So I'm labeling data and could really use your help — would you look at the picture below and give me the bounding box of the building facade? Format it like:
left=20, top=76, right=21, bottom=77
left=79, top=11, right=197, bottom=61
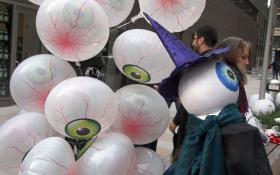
left=0, top=0, right=269, bottom=106
left=273, top=0, right=280, bottom=55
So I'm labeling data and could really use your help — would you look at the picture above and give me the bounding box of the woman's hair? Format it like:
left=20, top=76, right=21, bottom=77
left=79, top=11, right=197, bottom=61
left=215, top=37, right=252, bottom=85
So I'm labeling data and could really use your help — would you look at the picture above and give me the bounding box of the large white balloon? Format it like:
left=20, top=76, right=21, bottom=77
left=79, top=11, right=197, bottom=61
left=28, top=0, right=44, bottom=5
left=275, top=93, right=280, bottom=107
left=36, top=0, right=109, bottom=62
left=112, top=84, right=170, bottom=144
left=248, top=93, right=273, bottom=109
left=139, top=0, right=206, bottom=32
left=95, top=0, right=135, bottom=27
left=131, top=147, right=165, bottom=175
left=10, top=54, right=76, bottom=113
left=113, top=29, right=175, bottom=84
left=77, top=132, right=135, bottom=175
left=19, top=137, right=76, bottom=175
left=179, top=60, right=239, bottom=116
left=0, top=112, right=56, bottom=175
left=251, top=99, right=275, bottom=116
left=45, top=77, right=118, bottom=139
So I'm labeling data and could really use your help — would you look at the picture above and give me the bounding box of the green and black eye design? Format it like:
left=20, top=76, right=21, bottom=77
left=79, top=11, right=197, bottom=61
left=76, top=138, right=96, bottom=160
left=65, top=119, right=101, bottom=140
left=215, top=62, right=239, bottom=92
left=122, top=64, right=151, bottom=83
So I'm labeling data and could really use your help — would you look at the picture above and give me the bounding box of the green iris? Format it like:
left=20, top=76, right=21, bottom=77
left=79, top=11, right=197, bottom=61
left=122, top=64, right=151, bottom=83
left=65, top=119, right=101, bottom=140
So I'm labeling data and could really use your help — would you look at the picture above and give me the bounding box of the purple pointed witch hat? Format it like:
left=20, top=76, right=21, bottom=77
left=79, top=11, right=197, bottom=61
left=143, top=13, right=229, bottom=103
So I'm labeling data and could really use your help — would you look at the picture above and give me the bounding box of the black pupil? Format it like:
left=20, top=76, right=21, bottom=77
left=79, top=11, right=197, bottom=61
left=131, top=72, right=141, bottom=79
left=76, top=128, right=90, bottom=135
left=227, top=70, right=235, bottom=80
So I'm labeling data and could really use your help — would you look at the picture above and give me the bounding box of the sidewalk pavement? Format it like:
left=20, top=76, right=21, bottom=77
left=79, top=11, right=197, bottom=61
left=0, top=74, right=263, bottom=169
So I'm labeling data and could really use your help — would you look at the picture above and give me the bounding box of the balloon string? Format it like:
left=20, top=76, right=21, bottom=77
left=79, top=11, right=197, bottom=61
left=75, top=62, right=83, bottom=76
left=110, top=21, right=132, bottom=33
left=110, top=12, right=144, bottom=33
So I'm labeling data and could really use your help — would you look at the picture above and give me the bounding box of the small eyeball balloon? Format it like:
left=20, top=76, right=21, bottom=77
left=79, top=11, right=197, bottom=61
left=45, top=77, right=118, bottom=140
left=112, top=84, right=170, bottom=144
left=10, top=54, right=76, bottom=113
left=131, top=147, right=165, bottom=175
left=77, top=132, right=135, bottom=175
left=179, top=60, right=239, bottom=116
left=36, top=0, right=109, bottom=62
left=276, top=93, right=280, bottom=107
left=95, top=0, right=135, bottom=27
left=248, top=93, right=273, bottom=109
left=138, top=0, right=206, bottom=32
left=19, top=137, right=76, bottom=175
left=245, top=109, right=263, bottom=129
left=0, top=112, right=57, bottom=175
left=251, top=99, right=275, bottom=116
left=113, top=29, right=175, bottom=84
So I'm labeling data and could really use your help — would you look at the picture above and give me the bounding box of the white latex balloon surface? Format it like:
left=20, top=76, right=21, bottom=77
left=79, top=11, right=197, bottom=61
left=131, top=147, right=165, bottom=175
left=251, top=99, right=275, bottom=116
left=245, top=109, right=263, bottom=129
left=248, top=93, right=273, bottom=109
left=95, top=0, right=135, bottom=27
left=138, top=0, right=206, bottom=32
left=45, top=77, right=118, bottom=139
left=77, top=132, right=135, bottom=175
left=179, top=60, right=239, bottom=116
left=0, top=112, right=56, bottom=175
left=112, top=84, right=170, bottom=144
left=28, top=0, right=44, bottom=5
left=10, top=54, right=76, bottom=113
left=36, top=0, right=109, bottom=62
left=19, top=137, right=76, bottom=175
left=113, top=29, right=175, bottom=84
left=275, top=93, right=280, bottom=106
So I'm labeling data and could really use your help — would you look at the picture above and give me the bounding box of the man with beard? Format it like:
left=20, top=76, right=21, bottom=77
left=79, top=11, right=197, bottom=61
left=191, top=25, right=218, bottom=55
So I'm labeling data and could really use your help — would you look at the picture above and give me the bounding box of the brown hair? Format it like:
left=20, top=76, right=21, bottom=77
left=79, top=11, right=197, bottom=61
left=215, top=37, right=252, bottom=85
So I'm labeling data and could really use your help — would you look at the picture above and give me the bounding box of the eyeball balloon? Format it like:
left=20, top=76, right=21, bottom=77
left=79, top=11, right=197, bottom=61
left=10, top=54, right=76, bottom=113
left=276, top=93, right=280, bottom=107
left=28, top=0, right=44, bottom=5
left=112, top=84, right=170, bottom=144
left=0, top=112, right=57, bottom=175
left=95, top=0, right=135, bottom=27
left=248, top=93, right=273, bottom=109
left=131, top=147, right=165, bottom=175
left=36, top=0, right=109, bottom=62
left=245, top=110, right=263, bottom=130
left=113, top=29, right=175, bottom=84
left=45, top=77, right=118, bottom=140
left=179, top=60, right=239, bottom=116
left=251, top=99, right=275, bottom=116
left=19, top=137, right=76, bottom=175
left=77, top=132, right=135, bottom=175
left=138, top=0, right=206, bottom=32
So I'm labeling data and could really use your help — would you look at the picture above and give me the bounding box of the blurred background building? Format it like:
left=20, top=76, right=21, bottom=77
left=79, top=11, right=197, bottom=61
left=272, top=0, right=280, bottom=59
left=0, top=0, right=271, bottom=106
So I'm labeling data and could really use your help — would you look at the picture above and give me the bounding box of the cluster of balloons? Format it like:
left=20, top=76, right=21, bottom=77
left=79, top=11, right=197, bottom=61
left=1, top=0, right=207, bottom=174
left=3, top=53, right=169, bottom=174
